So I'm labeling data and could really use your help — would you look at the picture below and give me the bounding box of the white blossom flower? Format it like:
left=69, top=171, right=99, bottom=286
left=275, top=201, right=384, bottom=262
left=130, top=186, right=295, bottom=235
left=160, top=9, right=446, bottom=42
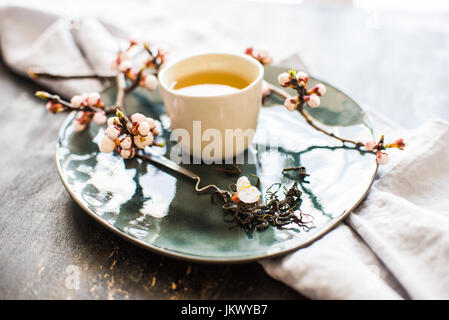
left=98, top=135, right=116, bottom=153
left=137, top=121, right=150, bottom=136
left=120, top=135, right=133, bottom=150
left=104, top=125, right=120, bottom=140
left=130, top=113, right=147, bottom=124
left=133, top=133, right=154, bottom=149
left=92, top=111, right=107, bottom=125
left=120, top=147, right=136, bottom=159
left=70, top=95, right=84, bottom=108
left=296, top=71, right=309, bottom=83
left=284, top=97, right=298, bottom=111
left=365, top=141, right=377, bottom=151
left=305, top=94, right=320, bottom=108
left=235, top=176, right=261, bottom=204
left=376, top=152, right=389, bottom=165
left=315, top=83, right=326, bottom=96
left=278, top=72, right=291, bottom=87
left=87, top=92, right=101, bottom=106
left=107, top=117, right=120, bottom=127
left=146, top=117, right=156, bottom=129
left=144, top=74, right=158, bottom=91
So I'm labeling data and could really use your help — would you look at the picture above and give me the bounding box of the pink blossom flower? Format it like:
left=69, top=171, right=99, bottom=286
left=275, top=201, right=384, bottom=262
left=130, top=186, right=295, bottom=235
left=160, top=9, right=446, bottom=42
left=120, top=135, right=133, bottom=150
left=278, top=72, right=291, bottom=87
left=143, top=74, right=158, bottom=91
left=296, top=71, right=309, bottom=84
left=46, top=101, right=64, bottom=114
left=70, top=95, right=84, bottom=108
left=137, top=121, right=150, bottom=136
left=365, top=141, right=378, bottom=151
left=104, top=125, right=121, bottom=140
left=98, top=135, right=116, bottom=153
left=394, top=138, right=406, bottom=150
left=256, top=50, right=272, bottom=65
left=284, top=97, right=298, bottom=111
left=304, top=94, right=320, bottom=108
left=120, top=147, right=136, bottom=159
left=107, top=117, right=120, bottom=127
left=87, top=92, right=101, bottom=106
left=376, top=152, right=389, bottom=165
left=92, top=111, right=107, bottom=125
left=310, top=83, right=326, bottom=96
left=146, top=117, right=156, bottom=129
left=133, top=133, right=154, bottom=149
left=130, top=113, right=147, bottom=124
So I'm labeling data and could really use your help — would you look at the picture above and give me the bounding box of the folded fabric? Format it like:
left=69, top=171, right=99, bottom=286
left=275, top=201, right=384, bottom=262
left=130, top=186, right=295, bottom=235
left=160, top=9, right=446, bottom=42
left=262, top=112, right=449, bottom=299
left=2, top=5, right=448, bottom=300
left=0, top=5, right=127, bottom=96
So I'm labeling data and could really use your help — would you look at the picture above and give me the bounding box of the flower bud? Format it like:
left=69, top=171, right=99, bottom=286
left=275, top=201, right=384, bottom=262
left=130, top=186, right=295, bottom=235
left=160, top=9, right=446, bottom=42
left=284, top=97, right=298, bottom=111
left=137, top=121, right=150, bottom=136
left=395, top=138, right=406, bottom=150
left=99, top=135, right=116, bottom=153
left=365, top=141, right=377, bottom=151
left=107, top=117, right=120, bottom=127
left=87, top=92, right=101, bottom=106
left=70, top=95, right=84, bottom=108
left=143, top=74, right=158, bottom=91
left=133, top=133, right=154, bottom=149
left=92, top=111, right=107, bottom=125
left=120, top=147, right=136, bottom=159
left=315, top=83, right=326, bottom=96
left=104, top=125, right=121, bottom=140
left=151, top=121, right=160, bottom=135
left=256, top=50, right=272, bottom=65
left=120, top=135, right=133, bottom=150
left=46, top=101, right=64, bottom=113
left=304, top=94, right=320, bottom=108
left=376, top=152, right=389, bottom=165
left=296, top=71, right=309, bottom=84
left=130, top=113, right=147, bottom=124
left=278, top=72, right=291, bottom=87
left=146, top=117, right=156, bottom=129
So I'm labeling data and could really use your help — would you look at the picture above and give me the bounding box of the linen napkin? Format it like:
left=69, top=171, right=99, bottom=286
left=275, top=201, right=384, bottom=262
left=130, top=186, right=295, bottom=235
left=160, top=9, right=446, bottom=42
left=1, top=5, right=448, bottom=300
left=0, top=5, right=126, bottom=96
left=261, top=113, right=449, bottom=300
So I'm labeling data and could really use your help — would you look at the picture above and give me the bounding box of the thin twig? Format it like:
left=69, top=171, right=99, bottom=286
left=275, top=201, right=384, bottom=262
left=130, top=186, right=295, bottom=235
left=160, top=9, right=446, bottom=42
left=36, top=91, right=115, bottom=114
left=27, top=68, right=116, bottom=80
left=266, top=82, right=364, bottom=147
left=115, top=73, right=126, bottom=112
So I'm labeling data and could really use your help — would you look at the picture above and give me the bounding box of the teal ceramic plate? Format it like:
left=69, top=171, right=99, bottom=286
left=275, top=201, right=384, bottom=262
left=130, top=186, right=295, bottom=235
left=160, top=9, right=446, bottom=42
left=56, top=65, right=377, bottom=263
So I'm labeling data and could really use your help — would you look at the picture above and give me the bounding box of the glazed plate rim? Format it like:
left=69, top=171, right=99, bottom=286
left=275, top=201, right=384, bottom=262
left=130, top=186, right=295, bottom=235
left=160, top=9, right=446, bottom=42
left=55, top=70, right=378, bottom=264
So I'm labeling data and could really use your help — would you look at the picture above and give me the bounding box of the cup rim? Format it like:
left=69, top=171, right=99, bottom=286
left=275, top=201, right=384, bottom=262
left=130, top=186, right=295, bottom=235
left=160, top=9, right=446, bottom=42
left=158, top=52, right=264, bottom=99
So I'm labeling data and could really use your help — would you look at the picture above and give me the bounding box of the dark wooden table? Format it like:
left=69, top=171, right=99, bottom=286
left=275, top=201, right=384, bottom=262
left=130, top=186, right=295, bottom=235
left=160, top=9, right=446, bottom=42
left=0, top=1, right=448, bottom=299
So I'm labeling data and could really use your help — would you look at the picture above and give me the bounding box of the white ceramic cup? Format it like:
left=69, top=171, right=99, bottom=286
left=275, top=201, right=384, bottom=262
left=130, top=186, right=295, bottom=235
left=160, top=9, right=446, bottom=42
left=158, top=53, right=264, bottom=162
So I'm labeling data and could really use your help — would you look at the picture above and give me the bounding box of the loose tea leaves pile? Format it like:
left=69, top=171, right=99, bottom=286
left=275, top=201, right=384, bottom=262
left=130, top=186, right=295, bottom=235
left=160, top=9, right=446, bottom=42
left=212, top=179, right=314, bottom=233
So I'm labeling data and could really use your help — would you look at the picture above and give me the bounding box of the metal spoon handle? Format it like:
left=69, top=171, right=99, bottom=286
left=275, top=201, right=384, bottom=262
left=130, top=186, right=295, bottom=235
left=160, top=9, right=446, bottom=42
left=138, top=151, right=199, bottom=180
left=137, top=151, right=224, bottom=194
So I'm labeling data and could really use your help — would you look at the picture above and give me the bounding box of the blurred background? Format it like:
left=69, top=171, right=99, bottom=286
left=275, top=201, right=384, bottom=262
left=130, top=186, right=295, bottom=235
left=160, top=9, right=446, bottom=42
left=1, top=0, right=448, bottom=128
